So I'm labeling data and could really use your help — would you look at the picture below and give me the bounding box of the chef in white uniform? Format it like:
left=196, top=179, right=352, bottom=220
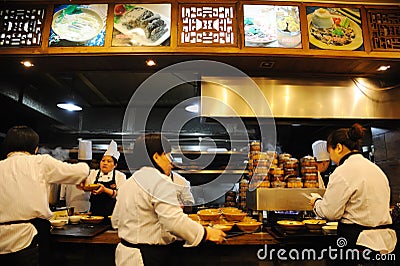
left=0, top=126, right=89, bottom=265
left=311, top=123, right=397, bottom=257
left=87, top=140, right=126, bottom=217
left=112, top=133, right=226, bottom=266
left=311, top=140, right=330, bottom=189
left=170, top=171, right=194, bottom=213
left=60, top=140, right=92, bottom=213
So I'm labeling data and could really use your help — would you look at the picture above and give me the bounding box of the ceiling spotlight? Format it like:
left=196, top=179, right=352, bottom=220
left=185, top=104, right=199, bottom=113
left=146, top=59, right=156, bottom=67
left=377, top=65, right=390, bottom=71
left=21, top=61, right=34, bottom=68
left=57, top=103, right=82, bottom=111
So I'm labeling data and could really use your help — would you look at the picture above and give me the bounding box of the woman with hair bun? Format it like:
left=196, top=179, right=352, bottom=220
left=111, top=133, right=226, bottom=266
left=310, top=123, right=397, bottom=256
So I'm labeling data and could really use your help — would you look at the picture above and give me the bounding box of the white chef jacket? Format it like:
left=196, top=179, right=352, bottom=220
left=171, top=172, right=194, bottom=206
left=314, top=154, right=397, bottom=253
left=112, top=167, right=204, bottom=266
left=86, top=169, right=126, bottom=189
left=60, top=184, right=91, bottom=213
left=317, top=172, right=326, bottom=189
left=0, top=153, right=89, bottom=254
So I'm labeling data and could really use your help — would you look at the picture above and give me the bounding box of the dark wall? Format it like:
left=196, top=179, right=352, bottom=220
left=373, top=127, right=400, bottom=205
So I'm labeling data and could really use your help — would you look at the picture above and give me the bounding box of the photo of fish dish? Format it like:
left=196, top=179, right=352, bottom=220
left=113, top=4, right=170, bottom=46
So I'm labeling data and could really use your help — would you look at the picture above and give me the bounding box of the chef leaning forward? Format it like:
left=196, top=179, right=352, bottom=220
left=111, top=133, right=226, bottom=266
left=86, top=140, right=126, bottom=217
left=311, top=123, right=397, bottom=258
left=0, top=126, right=90, bottom=266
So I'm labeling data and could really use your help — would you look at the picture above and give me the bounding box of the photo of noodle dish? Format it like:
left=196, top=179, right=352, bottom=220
left=113, top=4, right=170, bottom=46
left=307, top=8, right=363, bottom=50
left=244, top=17, right=277, bottom=44
left=49, top=4, right=107, bottom=46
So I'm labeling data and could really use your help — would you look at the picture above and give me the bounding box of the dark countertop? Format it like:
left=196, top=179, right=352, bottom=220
left=50, top=225, right=334, bottom=246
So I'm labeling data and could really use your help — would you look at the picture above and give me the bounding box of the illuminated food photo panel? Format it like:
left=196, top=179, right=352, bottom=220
left=244, top=5, right=301, bottom=48
left=307, top=6, right=364, bottom=51
left=49, top=4, right=108, bottom=47
left=112, top=4, right=171, bottom=46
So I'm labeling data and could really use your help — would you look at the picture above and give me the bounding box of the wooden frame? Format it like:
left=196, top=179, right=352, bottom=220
left=0, top=0, right=399, bottom=61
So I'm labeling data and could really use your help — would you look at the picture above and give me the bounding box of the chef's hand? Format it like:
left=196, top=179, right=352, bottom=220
left=92, top=183, right=105, bottom=195
left=205, top=226, right=226, bottom=244
left=310, top=193, right=322, bottom=206
left=76, top=179, right=87, bottom=190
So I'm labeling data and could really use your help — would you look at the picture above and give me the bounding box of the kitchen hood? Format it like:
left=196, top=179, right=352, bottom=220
left=201, top=76, right=400, bottom=119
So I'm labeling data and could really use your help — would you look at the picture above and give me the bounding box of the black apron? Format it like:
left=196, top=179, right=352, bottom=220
left=89, top=170, right=116, bottom=217
left=121, top=239, right=183, bottom=266
left=0, top=218, right=50, bottom=266
left=337, top=222, right=392, bottom=249
left=31, top=218, right=51, bottom=266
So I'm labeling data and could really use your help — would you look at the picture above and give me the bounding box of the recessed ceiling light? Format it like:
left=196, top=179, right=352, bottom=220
left=377, top=65, right=390, bottom=71
left=146, top=59, right=156, bottom=67
left=185, top=104, right=199, bottom=113
left=57, top=103, right=82, bottom=111
left=21, top=61, right=34, bottom=68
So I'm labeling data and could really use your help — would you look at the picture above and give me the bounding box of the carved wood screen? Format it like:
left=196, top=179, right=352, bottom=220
left=178, top=3, right=237, bottom=47
left=367, top=8, right=400, bottom=50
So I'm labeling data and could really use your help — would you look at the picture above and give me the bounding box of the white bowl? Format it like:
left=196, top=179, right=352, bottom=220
left=326, top=222, right=338, bottom=226
left=50, top=219, right=66, bottom=228
left=69, top=215, right=81, bottom=224
left=322, top=225, right=337, bottom=235
left=312, top=8, right=333, bottom=29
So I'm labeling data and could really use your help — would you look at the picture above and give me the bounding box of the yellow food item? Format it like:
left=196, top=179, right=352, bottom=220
left=277, top=220, right=303, bottom=226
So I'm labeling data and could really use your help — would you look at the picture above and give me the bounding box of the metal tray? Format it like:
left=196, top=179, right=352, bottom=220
left=50, top=223, right=110, bottom=237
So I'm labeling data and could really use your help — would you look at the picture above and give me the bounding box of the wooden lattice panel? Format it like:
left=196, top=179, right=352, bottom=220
left=0, top=7, right=45, bottom=47
left=178, top=4, right=237, bottom=46
left=367, top=9, right=400, bottom=50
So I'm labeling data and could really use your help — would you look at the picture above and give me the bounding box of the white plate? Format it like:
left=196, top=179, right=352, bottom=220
left=52, top=8, right=104, bottom=42
left=113, top=5, right=170, bottom=46
left=307, top=13, right=363, bottom=51
left=245, top=35, right=276, bottom=44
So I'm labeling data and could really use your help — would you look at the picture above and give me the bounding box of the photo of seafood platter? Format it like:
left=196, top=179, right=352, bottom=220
left=112, top=4, right=171, bottom=46
left=307, top=7, right=363, bottom=51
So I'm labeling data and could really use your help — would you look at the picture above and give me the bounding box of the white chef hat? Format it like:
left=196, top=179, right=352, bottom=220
left=78, top=140, right=92, bottom=160
left=312, top=140, right=330, bottom=162
left=104, top=140, right=120, bottom=161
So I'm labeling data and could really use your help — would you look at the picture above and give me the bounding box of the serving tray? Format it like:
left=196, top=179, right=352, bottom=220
left=50, top=223, right=110, bottom=237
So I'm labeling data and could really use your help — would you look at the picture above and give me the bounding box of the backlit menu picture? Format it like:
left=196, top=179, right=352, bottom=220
left=49, top=4, right=107, bottom=47
left=112, top=4, right=171, bottom=46
left=244, top=5, right=301, bottom=48
left=307, top=6, right=364, bottom=51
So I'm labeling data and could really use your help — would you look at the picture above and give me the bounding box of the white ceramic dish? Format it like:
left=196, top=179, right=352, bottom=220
left=50, top=219, right=66, bottom=228
left=322, top=225, right=337, bottom=235
left=69, top=215, right=81, bottom=224
left=52, top=8, right=104, bottom=42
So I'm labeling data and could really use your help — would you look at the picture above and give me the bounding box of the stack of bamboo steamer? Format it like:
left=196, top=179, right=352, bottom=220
left=300, top=156, right=319, bottom=188
left=248, top=141, right=276, bottom=190
left=238, top=179, right=249, bottom=210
